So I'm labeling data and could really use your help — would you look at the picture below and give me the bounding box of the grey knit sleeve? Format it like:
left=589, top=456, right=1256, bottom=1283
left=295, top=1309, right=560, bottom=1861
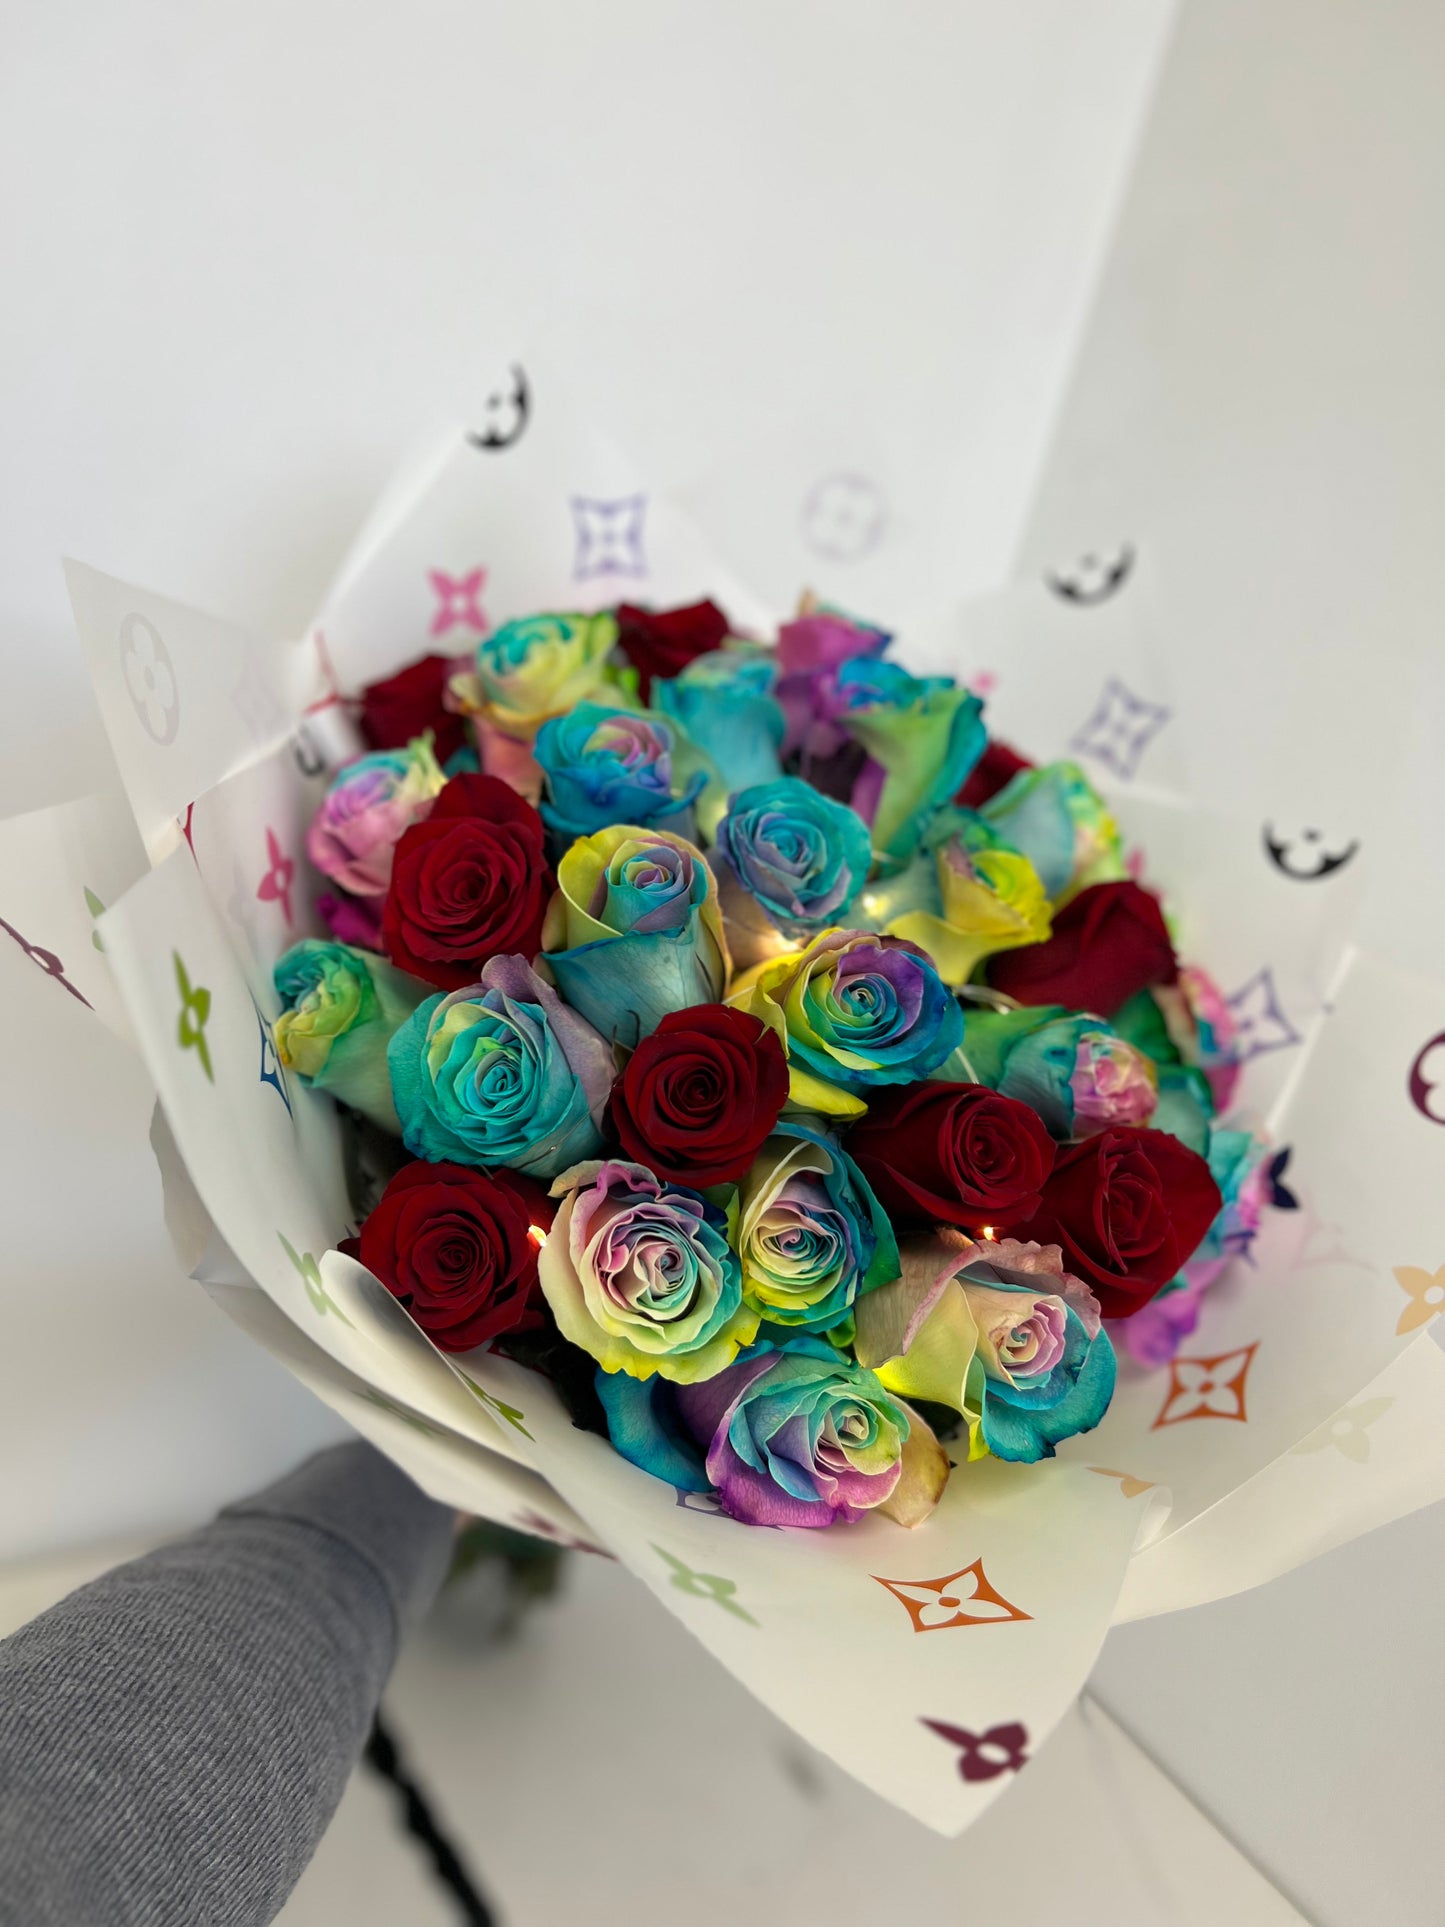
left=0, top=1440, right=454, bottom=1927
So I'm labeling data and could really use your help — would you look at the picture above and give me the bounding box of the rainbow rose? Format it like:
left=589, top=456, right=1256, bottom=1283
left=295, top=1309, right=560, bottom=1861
left=855, top=1233, right=1116, bottom=1463
left=711, top=777, right=872, bottom=969
left=869, top=811, right=1051, bottom=987
left=534, top=703, right=706, bottom=846
left=980, top=760, right=1125, bottom=902
left=677, top=1338, right=943, bottom=1528
left=453, top=611, right=618, bottom=739
left=540, top=825, right=729, bottom=1048
left=599, top=1335, right=948, bottom=1528
left=653, top=647, right=786, bottom=837
left=540, top=1159, right=756, bottom=1382
left=387, top=953, right=613, bottom=1180
left=827, top=657, right=986, bottom=865
left=728, top=928, right=962, bottom=1117
left=306, top=738, right=445, bottom=899
left=993, top=1011, right=1158, bottom=1137
left=736, top=1124, right=898, bottom=1333
left=273, top=939, right=426, bottom=1132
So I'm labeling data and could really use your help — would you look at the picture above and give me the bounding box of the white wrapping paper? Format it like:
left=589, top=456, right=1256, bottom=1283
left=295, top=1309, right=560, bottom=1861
left=43, top=372, right=1445, bottom=1830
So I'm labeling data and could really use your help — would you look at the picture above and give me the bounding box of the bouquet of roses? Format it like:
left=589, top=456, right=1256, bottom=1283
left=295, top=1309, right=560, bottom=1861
left=279, top=593, right=1245, bottom=1536
left=48, top=384, right=1442, bottom=1831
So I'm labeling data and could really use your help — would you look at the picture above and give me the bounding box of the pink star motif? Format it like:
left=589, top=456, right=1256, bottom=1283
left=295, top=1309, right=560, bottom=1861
left=256, top=827, right=296, bottom=927
left=428, top=567, right=489, bottom=638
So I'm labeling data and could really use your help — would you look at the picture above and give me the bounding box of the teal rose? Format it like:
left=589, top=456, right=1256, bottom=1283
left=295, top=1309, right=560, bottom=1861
left=387, top=953, right=614, bottom=1180
left=273, top=939, right=427, bottom=1132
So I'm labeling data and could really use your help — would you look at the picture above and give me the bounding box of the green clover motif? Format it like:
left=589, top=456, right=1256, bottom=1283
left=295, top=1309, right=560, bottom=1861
left=358, top=1390, right=442, bottom=1438
left=84, top=887, right=105, bottom=953
left=173, top=950, right=213, bottom=1082
left=461, top=1375, right=533, bottom=1441
left=652, top=1545, right=758, bottom=1625
left=278, top=1232, right=353, bottom=1326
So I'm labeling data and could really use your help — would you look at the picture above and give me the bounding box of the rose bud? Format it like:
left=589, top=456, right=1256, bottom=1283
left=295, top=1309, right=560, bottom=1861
left=348, top=1159, right=553, bottom=1352
left=1014, top=1125, right=1223, bottom=1320
left=988, top=879, right=1177, bottom=1017
left=381, top=772, right=554, bottom=992
left=606, top=1005, right=789, bottom=1189
left=846, top=1081, right=1056, bottom=1234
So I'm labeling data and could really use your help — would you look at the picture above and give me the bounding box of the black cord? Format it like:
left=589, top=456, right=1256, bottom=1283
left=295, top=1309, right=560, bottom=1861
left=363, top=1710, right=498, bottom=1926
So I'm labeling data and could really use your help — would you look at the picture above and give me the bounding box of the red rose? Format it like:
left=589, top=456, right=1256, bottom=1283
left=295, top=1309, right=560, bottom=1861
left=350, top=1160, right=554, bottom=1351
left=1016, top=1127, right=1222, bottom=1319
left=989, top=880, right=1177, bottom=1016
left=846, top=1082, right=1055, bottom=1233
left=956, top=737, right=1033, bottom=810
left=359, top=653, right=470, bottom=767
left=382, top=772, right=554, bottom=991
left=616, top=599, right=731, bottom=701
left=607, top=1005, right=789, bottom=1187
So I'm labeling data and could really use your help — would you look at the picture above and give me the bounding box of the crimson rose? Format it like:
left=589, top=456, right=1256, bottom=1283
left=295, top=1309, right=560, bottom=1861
left=616, top=599, right=731, bottom=701
left=847, top=1082, right=1056, bottom=1233
left=382, top=772, right=554, bottom=990
left=359, top=653, right=470, bottom=766
left=607, top=1005, right=789, bottom=1187
left=1017, top=1126, right=1222, bottom=1319
left=956, top=737, right=1033, bottom=810
left=349, top=1160, right=554, bottom=1351
left=989, top=880, right=1177, bottom=1016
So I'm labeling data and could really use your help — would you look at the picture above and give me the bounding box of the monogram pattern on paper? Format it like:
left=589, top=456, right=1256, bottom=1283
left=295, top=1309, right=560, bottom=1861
left=1068, top=677, right=1170, bottom=781
left=1088, top=1467, right=1155, bottom=1499
left=1225, top=967, right=1302, bottom=1063
left=256, top=827, right=296, bottom=927
left=800, top=473, right=887, bottom=561
left=922, top=1717, right=1030, bottom=1783
left=571, top=495, right=648, bottom=580
left=873, top=1559, right=1031, bottom=1633
left=652, top=1545, right=758, bottom=1624
left=1393, top=1264, right=1445, bottom=1337
left=429, top=568, right=489, bottom=638
left=278, top=1232, right=352, bottom=1325
left=0, top=916, right=91, bottom=1008
left=1152, top=1343, right=1258, bottom=1428
left=1292, top=1396, right=1394, bottom=1464
left=119, top=613, right=179, bottom=744
left=173, top=951, right=213, bottom=1081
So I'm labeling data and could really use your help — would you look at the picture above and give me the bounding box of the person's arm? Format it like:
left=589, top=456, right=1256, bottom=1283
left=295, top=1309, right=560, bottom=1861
left=0, top=1440, right=453, bottom=1927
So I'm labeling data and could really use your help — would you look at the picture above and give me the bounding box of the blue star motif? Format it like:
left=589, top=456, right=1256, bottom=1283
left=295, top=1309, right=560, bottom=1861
left=255, top=1001, right=293, bottom=1116
left=571, top=494, right=648, bottom=581
left=1226, top=966, right=1303, bottom=1063
left=1068, top=677, right=1171, bottom=780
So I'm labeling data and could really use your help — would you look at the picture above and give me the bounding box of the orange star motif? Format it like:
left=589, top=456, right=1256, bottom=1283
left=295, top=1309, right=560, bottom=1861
left=1393, top=1264, right=1445, bottom=1336
left=1088, top=1467, right=1155, bottom=1498
left=1152, top=1343, right=1258, bottom=1429
left=873, top=1559, right=1031, bottom=1633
